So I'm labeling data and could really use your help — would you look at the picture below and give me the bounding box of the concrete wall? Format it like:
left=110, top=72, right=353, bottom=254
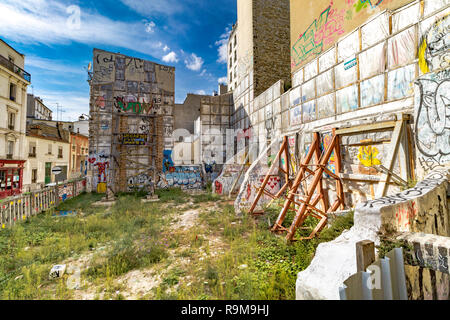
left=89, top=48, right=175, bottom=194
left=295, top=169, right=449, bottom=300
left=174, top=94, right=202, bottom=135
left=227, top=0, right=450, bottom=209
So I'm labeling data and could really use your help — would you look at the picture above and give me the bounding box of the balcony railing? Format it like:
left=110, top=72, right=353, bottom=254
left=0, top=54, right=31, bottom=82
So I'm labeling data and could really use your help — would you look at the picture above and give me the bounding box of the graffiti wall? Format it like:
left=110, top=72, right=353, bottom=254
left=87, top=150, right=110, bottom=193
left=89, top=48, right=174, bottom=193
left=157, top=165, right=203, bottom=190
left=234, top=138, right=284, bottom=214
left=415, top=68, right=450, bottom=177
left=213, top=163, right=248, bottom=196
left=415, top=11, right=450, bottom=178
left=418, top=14, right=450, bottom=74
left=290, top=0, right=414, bottom=71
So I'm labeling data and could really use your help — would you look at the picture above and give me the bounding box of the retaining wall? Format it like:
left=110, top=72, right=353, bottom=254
left=295, top=169, right=450, bottom=299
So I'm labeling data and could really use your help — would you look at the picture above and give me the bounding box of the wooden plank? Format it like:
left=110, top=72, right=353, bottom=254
left=398, top=122, right=409, bottom=183
left=356, top=240, right=376, bottom=272
left=375, top=120, right=404, bottom=198
left=335, top=121, right=397, bottom=136
left=340, top=173, right=381, bottom=182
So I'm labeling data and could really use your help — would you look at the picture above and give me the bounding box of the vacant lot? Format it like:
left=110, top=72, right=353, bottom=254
left=0, top=189, right=353, bottom=300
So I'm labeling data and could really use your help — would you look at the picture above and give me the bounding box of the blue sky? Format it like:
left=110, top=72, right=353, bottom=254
left=0, top=0, right=236, bottom=121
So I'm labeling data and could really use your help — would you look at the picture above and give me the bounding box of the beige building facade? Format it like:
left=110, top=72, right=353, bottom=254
left=23, top=123, right=70, bottom=191
left=0, top=39, right=31, bottom=198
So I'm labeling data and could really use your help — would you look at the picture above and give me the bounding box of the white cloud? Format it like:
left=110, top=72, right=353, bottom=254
left=0, top=0, right=165, bottom=58
left=215, top=26, right=232, bottom=64
left=121, top=0, right=183, bottom=16
left=145, top=21, right=156, bottom=33
left=162, top=51, right=179, bottom=63
left=195, top=90, right=206, bottom=95
left=184, top=53, right=204, bottom=72
left=26, top=56, right=86, bottom=75
left=163, top=45, right=170, bottom=52
left=32, top=90, right=90, bottom=122
left=218, top=77, right=227, bottom=84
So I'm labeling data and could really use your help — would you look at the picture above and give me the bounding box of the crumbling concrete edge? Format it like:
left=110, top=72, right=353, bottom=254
left=295, top=169, right=450, bottom=300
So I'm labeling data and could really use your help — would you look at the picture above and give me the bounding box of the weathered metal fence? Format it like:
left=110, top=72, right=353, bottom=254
left=0, top=178, right=86, bottom=230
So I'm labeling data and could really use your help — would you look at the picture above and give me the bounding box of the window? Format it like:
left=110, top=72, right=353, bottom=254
left=32, top=169, right=37, bottom=183
left=229, top=72, right=233, bottom=83
left=7, top=141, right=14, bottom=158
left=48, top=144, right=52, bottom=155
left=58, top=146, right=63, bottom=159
left=29, top=142, right=36, bottom=157
left=8, top=56, right=14, bottom=64
left=8, top=112, right=15, bottom=130
left=234, top=50, right=237, bottom=63
left=72, top=155, right=75, bottom=169
left=9, top=83, right=16, bottom=101
left=234, top=35, right=237, bottom=47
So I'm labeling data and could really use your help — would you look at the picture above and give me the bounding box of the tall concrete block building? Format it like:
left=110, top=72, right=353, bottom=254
left=88, top=49, right=175, bottom=195
left=229, top=0, right=291, bottom=133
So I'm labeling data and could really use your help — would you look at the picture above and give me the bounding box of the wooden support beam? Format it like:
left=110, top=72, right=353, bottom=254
left=249, top=136, right=289, bottom=215
left=335, top=121, right=397, bottom=136
left=375, top=120, right=404, bottom=198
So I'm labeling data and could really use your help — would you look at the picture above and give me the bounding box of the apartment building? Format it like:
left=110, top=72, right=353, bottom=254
left=26, top=94, right=53, bottom=121
left=23, top=123, right=70, bottom=190
left=0, top=39, right=31, bottom=198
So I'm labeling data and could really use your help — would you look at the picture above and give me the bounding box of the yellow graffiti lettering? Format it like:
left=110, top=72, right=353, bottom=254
left=358, top=146, right=381, bottom=167
left=418, top=39, right=430, bottom=74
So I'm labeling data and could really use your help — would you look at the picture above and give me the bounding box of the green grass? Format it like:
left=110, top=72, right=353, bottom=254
left=0, top=193, right=168, bottom=299
left=0, top=190, right=354, bottom=300
left=168, top=204, right=354, bottom=300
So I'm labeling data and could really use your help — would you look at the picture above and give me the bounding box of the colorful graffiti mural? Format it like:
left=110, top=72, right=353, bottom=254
left=157, top=166, right=203, bottom=190
left=292, top=0, right=392, bottom=67
left=358, top=145, right=382, bottom=168
left=322, top=132, right=337, bottom=174
left=127, top=173, right=154, bottom=192
left=292, top=5, right=345, bottom=66
left=163, top=150, right=175, bottom=173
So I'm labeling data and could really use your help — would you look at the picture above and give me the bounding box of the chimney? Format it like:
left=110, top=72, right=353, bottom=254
left=29, top=125, right=42, bottom=136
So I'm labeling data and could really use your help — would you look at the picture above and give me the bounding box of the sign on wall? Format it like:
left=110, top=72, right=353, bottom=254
left=121, top=133, right=147, bottom=145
